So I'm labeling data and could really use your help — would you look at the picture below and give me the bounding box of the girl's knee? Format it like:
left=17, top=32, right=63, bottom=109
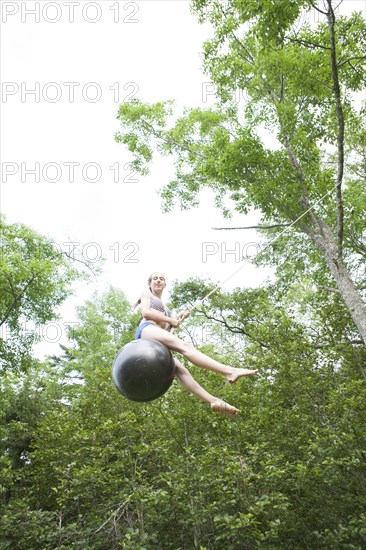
left=181, top=341, right=195, bottom=355
left=174, top=360, right=188, bottom=376
left=174, top=357, right=183, bottom=368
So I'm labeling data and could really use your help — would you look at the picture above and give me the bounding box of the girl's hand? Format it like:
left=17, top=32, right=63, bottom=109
left=169, top=318, right=180, bottom=328
left=177, top=310, right=190, bottom=322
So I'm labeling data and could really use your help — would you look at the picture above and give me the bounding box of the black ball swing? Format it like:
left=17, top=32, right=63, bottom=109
left=112, top=339, right=176, bottom=402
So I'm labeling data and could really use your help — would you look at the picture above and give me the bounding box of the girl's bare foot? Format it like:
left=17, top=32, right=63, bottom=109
left=211, top=401, right=241, bottom=416
left=226, top=368, right=258, bottom=384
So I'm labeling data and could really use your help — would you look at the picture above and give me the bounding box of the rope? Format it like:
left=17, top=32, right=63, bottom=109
left=179, top=182, right=341, bottom=319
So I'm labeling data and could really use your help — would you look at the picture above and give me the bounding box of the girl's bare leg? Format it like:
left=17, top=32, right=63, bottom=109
left=141, top=325, right=258, bottom=382
left=174, top=359, right=240, bottom=416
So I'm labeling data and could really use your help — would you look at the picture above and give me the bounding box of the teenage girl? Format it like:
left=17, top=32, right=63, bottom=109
left=135, top=272, right=258, bottom=416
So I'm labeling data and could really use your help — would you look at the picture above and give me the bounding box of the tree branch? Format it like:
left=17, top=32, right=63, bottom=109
left=337, top=55, right=366, bottom=69
left=327, top=0, right=345, bottom=256
left=345, top=59, right=366, bottom=84
left=94, top=497, right=132, bottom=534
left=0, top=276, right=36, bottom=328
left=316, top=284, right=341, bottom=294
left=142, top=120, right=210, bottom=162
left=212, top=224, right=292, bottom=230
left=196, top=308, right=270, bottom=349
left=285, top=35, right=331, bottom=50
left=309, top=0, right=328, bottom=16
left=217, top=3, right=255, bottom=65
left=282, top=136, right=321, bottom=232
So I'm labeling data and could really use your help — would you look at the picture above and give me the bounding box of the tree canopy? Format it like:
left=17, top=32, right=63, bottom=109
left=1, top=281, right=365, bottom=548
left=1, top=1, right=366, bottom=547
left=115, top=0, right=366, bottom=344
left=0, top=216, right=92, bottom=373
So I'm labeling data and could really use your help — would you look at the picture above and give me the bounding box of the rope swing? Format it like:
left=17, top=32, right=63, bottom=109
left=181, top=181, right=341, bottom=317
left=113, top=182, right=340, bottom=406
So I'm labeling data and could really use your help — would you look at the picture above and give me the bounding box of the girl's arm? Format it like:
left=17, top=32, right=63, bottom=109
left=139, top=290, right=180, bottom=327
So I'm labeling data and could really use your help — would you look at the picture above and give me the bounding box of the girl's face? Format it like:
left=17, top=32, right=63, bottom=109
left=149, top=272, right=166, bottom=293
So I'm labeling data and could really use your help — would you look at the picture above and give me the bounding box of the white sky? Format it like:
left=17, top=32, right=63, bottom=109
left=1, top=0, right=364, bottom=357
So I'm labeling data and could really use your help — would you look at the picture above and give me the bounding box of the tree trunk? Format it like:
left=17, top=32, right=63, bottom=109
left=309, top=219, right=366, bottom=344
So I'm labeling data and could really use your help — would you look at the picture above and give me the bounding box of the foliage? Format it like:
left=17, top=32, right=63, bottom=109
left=0, top=216, right=95, bottom=373
left=1, top=283, right=366, bottom=548
left=115, top=0, right=366, bottom=344
left=1, top=1, right=366, bottom=547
